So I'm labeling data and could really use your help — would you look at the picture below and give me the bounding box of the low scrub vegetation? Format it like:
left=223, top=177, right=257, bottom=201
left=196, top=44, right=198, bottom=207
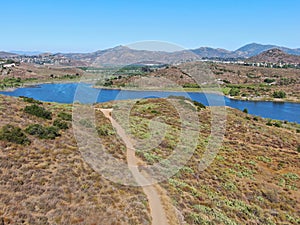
left=19, top=96, right=42, bottom=104
left=25, top=124, right=60, bottom=139
left=97, top=124, right=116, bottom=136
left=24, top=104, right=52, bottom=119
left=0, top=124, right=31, bottom=145
left=53, top=119, right=69, bottom=130
left=273, top=90, right=286, bottom=98
left=58, top=112, right=72, bottom=121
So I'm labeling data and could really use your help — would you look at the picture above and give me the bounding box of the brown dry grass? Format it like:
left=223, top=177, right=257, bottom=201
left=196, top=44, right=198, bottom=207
left=0, top=95, right=150, bottom=225
left=108, top=98, right=300, bottom=224
left=1, top=95, right=299, bottom=224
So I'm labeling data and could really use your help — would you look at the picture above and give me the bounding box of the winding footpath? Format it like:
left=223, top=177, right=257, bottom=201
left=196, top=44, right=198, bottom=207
left=100, top=109, right=171, bottom=225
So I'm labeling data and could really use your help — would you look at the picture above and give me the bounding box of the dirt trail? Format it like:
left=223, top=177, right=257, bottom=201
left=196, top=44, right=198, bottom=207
left=100, top=109, right=171, bottom=225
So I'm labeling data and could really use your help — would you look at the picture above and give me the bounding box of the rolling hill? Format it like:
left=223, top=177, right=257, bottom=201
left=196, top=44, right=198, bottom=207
left=247, top=48, right=300, bottom=64
left=59, top=43, right=300, bottom=65
left=0, top=51, right=19, bottom=58
left=0, top=94, right=299, bottom=224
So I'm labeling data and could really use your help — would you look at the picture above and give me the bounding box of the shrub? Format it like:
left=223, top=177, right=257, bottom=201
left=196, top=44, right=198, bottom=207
left=58, top=112, right=72, bottom=121
left=25, top=124, right=60, bottom=139
left=53, top=119, right=69, bottom=130
left=266, top=120, right=273, bottom=126
left=297, top=145, right=300, bottom=153
left=97, top=125, right=116, bottom=136
left=19, top=96, right=42, bottom=104
left=79, top=119, right=94, bottom=128
left=0, top=125, right=31, bottom=145
left=229, top=88, right=240, bottom=96
left=183, top=83, right=200, bottom=88
left=24, top=104, right=52, bottom=120
left=273, top=91, right=286, bottom=98
left=193, top=101, right=206, bottom=110
left=264, top=78, right=276, bottom=84
left=273, top=121, right=282, bottom=128
left=243, top=108, right=248, bottom=114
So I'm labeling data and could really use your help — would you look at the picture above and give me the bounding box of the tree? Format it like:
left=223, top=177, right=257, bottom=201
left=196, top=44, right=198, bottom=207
left=273, top=91, right=286, bottom=98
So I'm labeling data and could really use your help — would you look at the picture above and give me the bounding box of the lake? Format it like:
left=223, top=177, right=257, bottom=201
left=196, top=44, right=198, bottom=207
left=0, top=83, right=299, bottom=123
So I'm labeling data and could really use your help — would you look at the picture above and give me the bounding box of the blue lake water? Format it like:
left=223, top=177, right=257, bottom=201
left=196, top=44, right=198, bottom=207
left=0, top=82, right=299, bottom=123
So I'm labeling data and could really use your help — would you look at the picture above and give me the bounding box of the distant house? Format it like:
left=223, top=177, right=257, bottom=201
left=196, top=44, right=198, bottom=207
left=3, top=63, right=16, bottom=68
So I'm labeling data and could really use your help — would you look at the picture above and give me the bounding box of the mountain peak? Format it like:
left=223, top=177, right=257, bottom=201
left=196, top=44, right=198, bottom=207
left=111, top=45, right=130, bottom=50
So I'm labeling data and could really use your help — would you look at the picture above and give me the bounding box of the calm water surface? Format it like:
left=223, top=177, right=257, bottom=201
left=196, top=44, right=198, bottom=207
left=0, top=83, right=299, bottom=123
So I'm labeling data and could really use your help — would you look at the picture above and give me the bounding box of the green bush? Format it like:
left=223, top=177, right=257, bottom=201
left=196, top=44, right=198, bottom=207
left=193, top=101, right=206, bottom=110
left=25, top=124, right=60, bottom=139
left=297, top=145, right=300, bottom=153
left=79, top=119, right=94, bottom=128
left=97, top=125, right=116, bottom=136
left=19, top=96, right=42, bottom=104
left=24, top=104, right=52, bottom=120
left=243, top=108, right=248, bottom=114
left=58, top=112, right=72, bottom=121
left=264, top=78, right=276, bottom=84
left=273, top=91, right=286, bottom=98
left=53, top=119, right=69, bottom=130
left=229, top=88, right=240, bottom=96
left=0, top=125, right=31, bottom=145
left=273, top=121, right=282, bottom=128
left=183, top=83, right=200, bottom=88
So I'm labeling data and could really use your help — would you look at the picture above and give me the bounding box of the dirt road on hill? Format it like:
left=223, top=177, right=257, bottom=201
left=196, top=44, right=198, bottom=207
left=100, top=109, right=173, bottom=225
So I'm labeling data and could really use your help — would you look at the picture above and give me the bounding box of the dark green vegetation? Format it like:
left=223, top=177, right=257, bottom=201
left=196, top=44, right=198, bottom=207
left=24, top=104, right=52, bottom=120
left=229, top=87, right=241, bottom=96
left=97, top=124, right=116, bottom=136
left=0, top=124, right=31, bottom=145
left=0, top=77, right=23, bottom=89
left=0, top=99, right=73, bottom=143
left=25, top=124, right=60, bottom=139
left=58, top=112, right=72, bottom=121
left=53, top=119, right=69, bottom=130
left=20, top=96, right=42, bottom=104
left=273, top=90, right=287, bottom=98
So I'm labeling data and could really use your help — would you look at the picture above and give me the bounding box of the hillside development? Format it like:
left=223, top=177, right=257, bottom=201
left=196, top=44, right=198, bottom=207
left=0, top=95, right=299, bottom=224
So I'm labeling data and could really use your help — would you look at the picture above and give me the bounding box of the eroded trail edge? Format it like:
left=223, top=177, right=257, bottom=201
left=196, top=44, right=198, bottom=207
left=100, top=109, right=174, bottom=225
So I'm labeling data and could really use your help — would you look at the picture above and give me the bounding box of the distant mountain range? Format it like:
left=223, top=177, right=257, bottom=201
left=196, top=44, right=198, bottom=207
left=9, top=51, right=44, bottom=56
left=0, top=51, right=19, bottom=58
left=57, top=46, right=199, bottom=66
left=1, top=43, right=300, bottom=66
left=232, top=43, right=300, bottom=57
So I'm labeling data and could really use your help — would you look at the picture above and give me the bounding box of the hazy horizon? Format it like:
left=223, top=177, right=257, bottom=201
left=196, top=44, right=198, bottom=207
left=4, top=42, right=300, bottom=55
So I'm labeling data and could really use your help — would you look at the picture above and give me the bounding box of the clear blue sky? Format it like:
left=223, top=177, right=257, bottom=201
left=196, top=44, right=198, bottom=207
left=1, top=0, right=299, bottom=52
